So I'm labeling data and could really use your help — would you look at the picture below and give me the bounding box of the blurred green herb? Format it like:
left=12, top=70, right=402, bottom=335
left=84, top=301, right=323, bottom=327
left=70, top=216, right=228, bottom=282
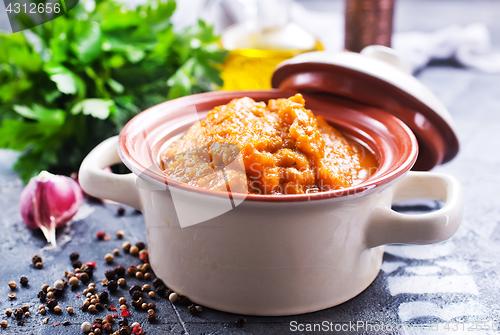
left=0, top=0, right=226, bottom=183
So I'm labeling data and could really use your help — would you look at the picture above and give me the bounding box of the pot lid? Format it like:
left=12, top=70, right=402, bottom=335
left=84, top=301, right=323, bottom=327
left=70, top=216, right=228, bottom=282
left=271, top=45, right=459, bottom=171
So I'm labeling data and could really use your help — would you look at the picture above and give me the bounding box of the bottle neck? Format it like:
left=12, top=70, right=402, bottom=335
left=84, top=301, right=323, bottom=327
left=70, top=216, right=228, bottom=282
left=252, top=0, right=291, bottom=30
left=221, top=0, right=317, bottom=51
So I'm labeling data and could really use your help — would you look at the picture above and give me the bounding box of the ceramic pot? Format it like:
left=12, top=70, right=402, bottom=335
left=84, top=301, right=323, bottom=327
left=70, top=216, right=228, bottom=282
left=79, top=88, right=463, bottom=315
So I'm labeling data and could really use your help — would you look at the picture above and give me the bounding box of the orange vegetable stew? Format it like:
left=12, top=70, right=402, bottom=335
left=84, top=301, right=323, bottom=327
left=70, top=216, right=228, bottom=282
left=160, top=94, right=378, bottom=195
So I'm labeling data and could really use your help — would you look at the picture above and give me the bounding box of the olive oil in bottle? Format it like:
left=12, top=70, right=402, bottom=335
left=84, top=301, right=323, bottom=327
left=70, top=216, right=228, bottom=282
left=220, top=0, right=322, bottom=90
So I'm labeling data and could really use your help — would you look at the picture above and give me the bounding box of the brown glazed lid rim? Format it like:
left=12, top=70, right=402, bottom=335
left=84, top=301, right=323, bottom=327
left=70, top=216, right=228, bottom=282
left=119, top=90, right=418, bottom=202
left=271, top=48, right=459, bottom=170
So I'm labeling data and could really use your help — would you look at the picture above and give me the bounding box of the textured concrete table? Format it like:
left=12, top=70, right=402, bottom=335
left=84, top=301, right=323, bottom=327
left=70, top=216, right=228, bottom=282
left=2, top=3, right=500, bottom=335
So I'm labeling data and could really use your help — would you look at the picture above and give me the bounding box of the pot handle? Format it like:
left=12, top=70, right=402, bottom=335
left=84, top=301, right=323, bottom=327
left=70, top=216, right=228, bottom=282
left=365, top=171, right=463, bottom=248
left=79, top=136, right=142, bottom=211
left=360, top=45, right=413, bottom=75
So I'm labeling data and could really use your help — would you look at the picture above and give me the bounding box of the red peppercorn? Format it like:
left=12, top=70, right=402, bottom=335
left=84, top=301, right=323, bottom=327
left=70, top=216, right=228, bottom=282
left=132, top=325, right=142, bottom=335
left=96, top=231, right=106, bottom=240
left=85, top=261, right=96, bottom=269
left=139, top=253, right=148, bottom=263
left=121, top=308, right=130, bottom=317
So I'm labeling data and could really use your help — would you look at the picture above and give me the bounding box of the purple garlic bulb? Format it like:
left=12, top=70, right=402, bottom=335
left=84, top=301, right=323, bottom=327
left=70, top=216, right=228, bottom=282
left=20, top=171, right=83, bottom=247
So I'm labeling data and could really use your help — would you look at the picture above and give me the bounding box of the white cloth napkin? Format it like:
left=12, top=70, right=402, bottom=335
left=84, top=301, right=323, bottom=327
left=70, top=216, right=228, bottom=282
left=293, top=2, right=500, bottom=73
left=393, top=23, right=500, bottom=73
left=177, top=0, right=500, bottom=74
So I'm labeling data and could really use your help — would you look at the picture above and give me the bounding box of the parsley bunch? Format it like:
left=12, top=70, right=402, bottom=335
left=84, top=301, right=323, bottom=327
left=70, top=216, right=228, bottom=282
left=0, top=0, right=226, bottom=183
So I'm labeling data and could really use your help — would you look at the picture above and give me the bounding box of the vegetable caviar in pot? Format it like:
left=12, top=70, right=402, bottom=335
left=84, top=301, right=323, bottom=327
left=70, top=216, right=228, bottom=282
left=160, top=94, right=378, bottom=195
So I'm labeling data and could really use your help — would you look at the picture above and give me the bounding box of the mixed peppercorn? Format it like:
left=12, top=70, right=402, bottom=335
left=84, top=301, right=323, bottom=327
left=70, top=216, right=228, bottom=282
left=2, top=228, right=205, bottom=332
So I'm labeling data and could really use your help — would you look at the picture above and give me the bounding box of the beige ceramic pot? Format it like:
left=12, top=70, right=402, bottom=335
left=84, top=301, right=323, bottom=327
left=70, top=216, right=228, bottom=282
left=79, top=47, right=463, bottom=316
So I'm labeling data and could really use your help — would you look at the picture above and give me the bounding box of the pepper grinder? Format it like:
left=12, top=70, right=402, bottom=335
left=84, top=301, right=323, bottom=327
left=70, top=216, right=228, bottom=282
left=345, top=0, right=395, bottom=52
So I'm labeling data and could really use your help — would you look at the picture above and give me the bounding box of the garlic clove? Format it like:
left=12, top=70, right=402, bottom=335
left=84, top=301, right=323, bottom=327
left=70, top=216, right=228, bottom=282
left=20, top=171, right=83, bottom=248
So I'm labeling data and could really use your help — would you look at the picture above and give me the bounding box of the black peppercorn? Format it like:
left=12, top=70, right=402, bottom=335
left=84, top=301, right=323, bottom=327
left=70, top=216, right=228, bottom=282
left=38, top=290, right=47, bottom=302
left=69, top=252, right=80, bottom=261
left=83, top=267, right=94, bottom=279
left=131, top=291, right=142, bottom=300
left=129, top=284, right=141, bottom=293
left=80, top=272, right=90, bottom=283
left=188, top=304, right=197, bottom=315
left=45, top=299, right=58, bottom=309
left=177, top=295, right=190, bottom=305
left=62, top=321, right=71, bottom=326
left=114, top=265, right=126, bottom=277
left=155, top=285, right=167, bottom=296
left=98, top=291, right=109, bottom=301
left=152, top=278, right=165, bottom=288
left=135, top=242, right=145, bottom=250
left=118, top=318, right=128, bottom=327
left=107, top=280, right=118, bottom=292
left=93, top=318, right=103, bottom=325
left=128, top=285, right=142, bottom=298
left=235, top=316, right=247, bottom=328
left=32, top=254, right=42, bottom=264
left=13, top=308, right=24, bottom=319
left=19, top=276, right=29, bottom=287
left=147, top=312, right=157, bottom=322
left=96, top=303, right=104, bottom=311
left=117, top=206, right=125, bottom=216
left=119, top=325, right=131, bottom=335
left=103, top=322, right=113, bottom=333
left=163, top=289, right=173, bottom=298
left=72, top=260, right=82, bottom=269
left=105, top=269, right=116, bottom=280
left=130, top=300, right=141, bottom=309
left=53, top=287, right=64, bottom=298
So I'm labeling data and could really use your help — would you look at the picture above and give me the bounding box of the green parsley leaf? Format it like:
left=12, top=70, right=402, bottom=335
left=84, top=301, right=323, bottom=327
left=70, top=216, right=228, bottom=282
left=0, top=0, right=226, bottom=183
